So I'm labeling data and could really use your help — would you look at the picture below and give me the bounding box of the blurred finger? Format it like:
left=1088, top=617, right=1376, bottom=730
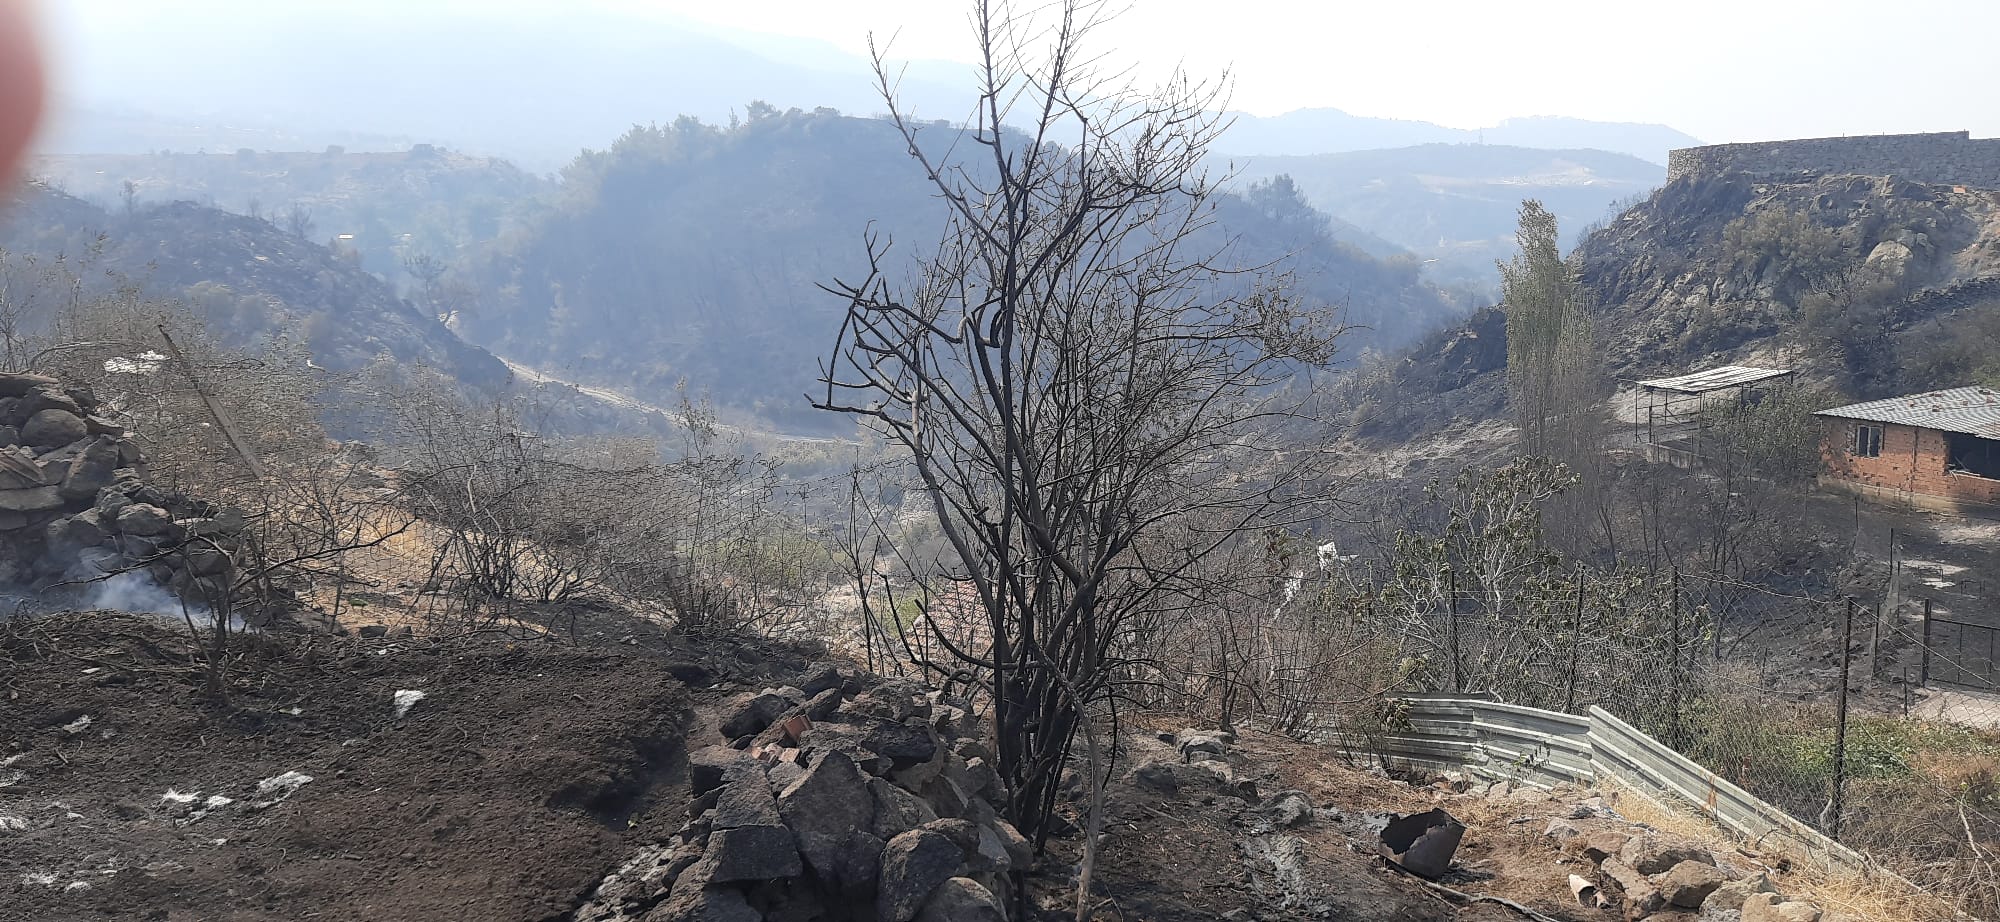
left=0, top=0, right=46, bottom=187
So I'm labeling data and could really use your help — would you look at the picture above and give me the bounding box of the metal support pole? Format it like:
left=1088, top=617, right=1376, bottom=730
left=1832, top=599, right=1854, bottom=841
left=1447, top=568, right=1462, bottom=694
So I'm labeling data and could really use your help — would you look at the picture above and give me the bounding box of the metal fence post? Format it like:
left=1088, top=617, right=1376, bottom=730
left=1920, top=599, right=1931, bottom=686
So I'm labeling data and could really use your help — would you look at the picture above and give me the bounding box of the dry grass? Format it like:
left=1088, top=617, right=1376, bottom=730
left=1599, top=776, right=1969, bottom=922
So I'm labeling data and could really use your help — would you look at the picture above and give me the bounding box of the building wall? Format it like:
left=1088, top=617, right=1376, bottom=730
left=1667, top=132, right=2000, bottom=188
left=1819, top=420, right=2000, bottom=509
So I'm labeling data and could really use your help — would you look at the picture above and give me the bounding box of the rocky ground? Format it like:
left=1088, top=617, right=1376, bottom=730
left=0, top=606, right=1906, bottom=922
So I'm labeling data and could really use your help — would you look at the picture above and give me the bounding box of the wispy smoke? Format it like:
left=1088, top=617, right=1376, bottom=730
left=82, top=569, right=198, bottom=619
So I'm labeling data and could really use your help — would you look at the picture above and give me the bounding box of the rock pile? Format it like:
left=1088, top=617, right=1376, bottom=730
left=1530, top=789, right=1829, bottom=922
left=575, top=672, right=1031, bottom=922
left=0, top=371, right=241, bottom=604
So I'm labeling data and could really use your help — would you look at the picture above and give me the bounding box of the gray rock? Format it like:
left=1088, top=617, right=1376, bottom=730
left=59, top=437, right=119, bottom=501
left=862, top=718, right=941, bottom=764
left=870, top=775, right=940, bottom=841
left=0, top=484, right=63, bottom=513
left=1132, top=760, right=1238, bottom=796
left=690, top=745, right=756, bottom=796
left=942, top=753, right=1001, bottom=804
left=798, top=664, right=843, bottom=696
left=1660, top=859, right=1730, bottom=908
left=1741, top=893, right=1821, bottom=922
left=777, top=748, right=876, bottom=882
left=1599, top=857, right=1663, bottom=917
left=1262, top=790, right=1313, bottom=828
left=1619, top=834, right=1715, bottom=875
left=45, top=509, right=105, bottom=550
left=914, top=877, right=1005, bottom=922
left=115, top=503, right=175, bottom=537
left=1177, top=730, right=1228, bottom=761
left=766, top=760, right=806, bottom=792
left=916, top=774, right=971, bottom=819
left=712, top=766, right=781, bottom=830
left=21, top=409, right=87, bottom=449
left=645, top=879, right=764, bottom=922
left=0, top=373, right=58, bottom=398
left=1703, top=873, right=1777, bottom=913
left=183, top=546, right=232, bottom=577
left=721, top=692, right=792, bottom=739
left=796, top=723, right=883, bottom=771
left=16, top=387, right=82, bottom=420
left=969, top=822, right=1014, bottom=874
left=876, top=828, right=967, bottom=922
left=0, top=425, right=16, bottom=448
left=689, top=824, right=802, bottom=883
left=834, top=831, right=887, bottom=895
left=988, top=818, right=1032, bottom=868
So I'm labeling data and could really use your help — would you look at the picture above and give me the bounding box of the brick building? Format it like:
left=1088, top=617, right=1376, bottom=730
left=1815, top=386, right=2000, bottom=511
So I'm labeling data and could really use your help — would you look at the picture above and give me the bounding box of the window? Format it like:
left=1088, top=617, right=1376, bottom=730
left=1852, top=424, right=1883, bottom=458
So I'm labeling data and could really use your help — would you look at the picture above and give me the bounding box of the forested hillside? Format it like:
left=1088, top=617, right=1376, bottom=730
left=32, top=146, right=544, bottom=291
left=0, top=183, right=510, bottom=394
left=461, top=109, right=1474, bottom=432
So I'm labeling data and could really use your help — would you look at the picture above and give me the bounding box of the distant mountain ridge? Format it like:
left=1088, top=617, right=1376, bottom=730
left=1217, top=108, right=1701, bottom=166
left=1227, top=143, right=1667, bottom=287
left=45, top=4, right=1700, bottom=172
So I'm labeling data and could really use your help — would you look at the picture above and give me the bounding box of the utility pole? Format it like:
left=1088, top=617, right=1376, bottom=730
left=1832, top=598, right=1855, bottom=841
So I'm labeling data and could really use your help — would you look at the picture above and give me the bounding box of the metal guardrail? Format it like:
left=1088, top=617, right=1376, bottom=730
left=1350, top=695, right=1872, bottom=874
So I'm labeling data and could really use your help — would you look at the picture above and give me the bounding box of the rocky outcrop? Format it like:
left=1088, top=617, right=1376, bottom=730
left=572, top=673, right=1028, bottom=922
left=0, top=371, right=244, bottom=606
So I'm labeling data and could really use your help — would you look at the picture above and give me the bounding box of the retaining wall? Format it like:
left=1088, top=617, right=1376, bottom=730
left=1666, top=131, right=2000, bottom=189
left=1339, top=694, right=1871, bottom=872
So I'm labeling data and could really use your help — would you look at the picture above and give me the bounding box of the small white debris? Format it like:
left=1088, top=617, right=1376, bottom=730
left=186, top=793, right=235, bottom=823
left=61, top=715, right=92, bottom=734
left=0, top=754, right=23, bottom=767
left=64, top=881, right=91, bottom=892
left=80, top=667, right=100, bottom=675
left=253, top=771, right=313, bottom=807
left=282, top=706, right=303, bottom=716
left=159, top=789, right=198, bottom=805
left=208, top=838, right=228, bottom=847
left=0, top=814, right=27, bottom=832
left=0, top=770, right=26, bottom=788
left=21, top=871, right=57, bottom=886
left=391, top=690, right=427, bottom=718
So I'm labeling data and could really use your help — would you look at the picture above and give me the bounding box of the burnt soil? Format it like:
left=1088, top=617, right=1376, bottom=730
left=0, top=611, right=732, bottom=922
left=2, top=609, right=1676, bottom=922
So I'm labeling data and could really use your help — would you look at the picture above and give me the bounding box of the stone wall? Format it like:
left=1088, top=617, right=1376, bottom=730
left=0, top=371, right=243, bottom=606
left=1667, top=131, right=2000, bottom=189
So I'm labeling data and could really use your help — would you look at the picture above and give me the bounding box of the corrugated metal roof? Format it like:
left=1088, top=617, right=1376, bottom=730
left=1635, top=365, right=1793, bottom=394
left=1814, top=386, right=2000, bottom=438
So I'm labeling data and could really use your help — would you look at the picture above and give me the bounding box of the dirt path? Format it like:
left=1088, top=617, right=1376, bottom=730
left=500, top=357, right=858, bottom=449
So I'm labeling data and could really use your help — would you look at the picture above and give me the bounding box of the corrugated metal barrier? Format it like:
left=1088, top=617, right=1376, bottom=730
left=1343, top=694, right=1871, bottom=873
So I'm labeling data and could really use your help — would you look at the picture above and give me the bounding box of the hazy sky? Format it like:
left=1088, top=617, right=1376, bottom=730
left=34, top=0, right=2000, bottom=145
